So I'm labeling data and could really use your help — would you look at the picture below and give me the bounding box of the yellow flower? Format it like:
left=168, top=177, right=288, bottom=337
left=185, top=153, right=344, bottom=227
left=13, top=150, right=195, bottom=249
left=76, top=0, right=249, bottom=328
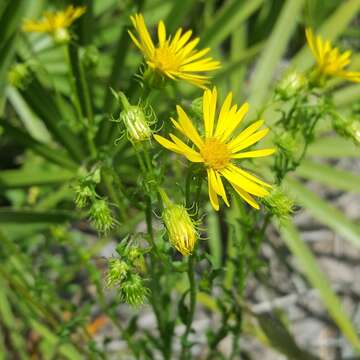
left=306, top=28, right=360, bottom=83
left=154, top=88, right=275, bottom=211
left=23, top=5, right=86, bottom=41
left=128, top=14, right=220, bottom=88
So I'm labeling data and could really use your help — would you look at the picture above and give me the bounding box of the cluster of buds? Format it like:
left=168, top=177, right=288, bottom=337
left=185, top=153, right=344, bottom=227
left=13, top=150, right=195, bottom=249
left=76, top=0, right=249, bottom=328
left=262, top=186, right=294, bottom=222
left=112, top=90, right=153, bottom=143
left=74, top=168, right=115, bottom=234
left=106, top=241, right=149, bottom=306
left=159, top=188, right=197, bottom=256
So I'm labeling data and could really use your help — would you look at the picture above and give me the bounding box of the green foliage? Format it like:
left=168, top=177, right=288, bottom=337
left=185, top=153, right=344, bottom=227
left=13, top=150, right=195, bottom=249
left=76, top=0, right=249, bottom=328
left=0, top=0, right=359, bottom=358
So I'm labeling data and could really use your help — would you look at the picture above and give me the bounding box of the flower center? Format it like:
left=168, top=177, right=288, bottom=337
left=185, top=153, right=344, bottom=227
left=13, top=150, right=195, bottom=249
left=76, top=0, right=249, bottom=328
left=200, top=137, right=231, bottom=170
left=153, top=46, right=180, bottom=72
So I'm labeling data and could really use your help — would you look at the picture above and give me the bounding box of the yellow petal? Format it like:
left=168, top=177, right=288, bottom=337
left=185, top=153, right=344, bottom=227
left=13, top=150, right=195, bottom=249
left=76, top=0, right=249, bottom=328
left=207, top=169, right=219, bottom=211
left=169, top=134, right=203, bottom=162
left=230, top=128, right=269, bottom=153
left=220, top=102, right=249, bottom=142
left=158, top=20, right=166, bottom=46
left=228, top=120, right=264, bottom=150
left=203, top=87, right=217, bottom=138
left=231, top=148, right=275, bottom=159
left=231, top=184, right=259, bottom=209
left=214, top=91, right=233, bottom=137
left=220, top=167, right=269, bottom=197
left=228, top=164, right=272, bottom=188
left=176, top=105, right=204, bottom=148
left=216, top=173, right=230, bottom=207
left=154, top=134, right=181, bottom=153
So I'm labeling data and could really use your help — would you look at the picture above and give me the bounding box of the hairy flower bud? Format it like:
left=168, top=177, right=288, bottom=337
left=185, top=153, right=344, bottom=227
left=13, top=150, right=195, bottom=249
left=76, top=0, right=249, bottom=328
left=275, top=71, right=307, bottom=100
left=262, top=186, right=294, bottom=221
left=119, top=274, right=149, bottom=307
left=113, top=91, right=152, bottom=142
left=332, top=113, right=360, bottom=146
left=89, top=199, right=114, bottom=233
left=160, top=189, right=197, bottom=256
left=74, top=184, right=94, bottom=208
left=8, top=63, right=31, bottom=90
left=106, top=259, right=129, bottom=287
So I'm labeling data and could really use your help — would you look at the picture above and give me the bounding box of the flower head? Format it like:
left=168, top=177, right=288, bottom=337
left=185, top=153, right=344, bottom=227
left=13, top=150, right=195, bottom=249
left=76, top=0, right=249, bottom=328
left=154, top=88, right=275, bottom=211
left=160, top=189, right=197, bottom=256
left=128, top=14, right=220, bottom=88
left=306, top=28, right=360, bottom=83
left=23, top=5, right=86, bottom=42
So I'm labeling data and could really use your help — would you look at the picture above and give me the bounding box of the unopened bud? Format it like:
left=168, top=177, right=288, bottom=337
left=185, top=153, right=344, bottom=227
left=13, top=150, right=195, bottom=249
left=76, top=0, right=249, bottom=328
left=332, top=114, right=360, bottom=146
left=8, top=63, right=31, bottom=90
left=106, top=259, right=129, bottom=287
left=53, top=27, right=71, bottom=44
left=275, top=71, right=307, bottom=100
left=89, top=199, right=114, bottom=233
left=113, top=91, right=152, bottom=142
left=262, top=186, right=294, bottom=221
left=274, top=131, right=304, bottom=160
left=119, top=274, right=149, bottom=307
left=74, top=184, right=93, bottom=208
left=160, top=189, right=197, bottom=256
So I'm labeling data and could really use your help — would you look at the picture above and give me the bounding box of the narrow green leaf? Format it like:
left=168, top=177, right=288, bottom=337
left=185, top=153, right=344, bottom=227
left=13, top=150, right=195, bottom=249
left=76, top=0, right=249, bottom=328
left=285, top=177, right=360, bottom=249
left=200, top=0, right=264, bottom=48
left=0, top=168, right=74, bottom=189
left=296, top=160, right=360, bottom=195
left=307, top=136, right=360, bottom=158
left=278, top=219, right=360, bottom=353
left=333, top=84, right=360, bottom=107
left=29, top=320, right=83, bottom=360
left=0, top=120, right=78, bottom=170
left=206, top=204, right=222, bottom=268
left=248, top=0, right=305, bottom=114
left=165, top=0, right=196, bottom=34
left=0, top=209, right=78, bottom=224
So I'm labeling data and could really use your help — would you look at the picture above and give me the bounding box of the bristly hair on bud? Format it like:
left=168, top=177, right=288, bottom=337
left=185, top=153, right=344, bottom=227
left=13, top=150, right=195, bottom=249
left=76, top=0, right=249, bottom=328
left=106, top=259, right=130, bottom=288
left=159, top=188, right=198, bottom=256
left=118, top=274, right=150, bottom=307
left=262, top=186, right=294, bottom=222
left=8, top=63, right=31, bottom=90
left=331, top=112, right=360, bottom=146
left=111, top=90, right=153, bottom=143
left=89, top=198, right=115, bottom=233
left=275, top=70, right=307, bottom=100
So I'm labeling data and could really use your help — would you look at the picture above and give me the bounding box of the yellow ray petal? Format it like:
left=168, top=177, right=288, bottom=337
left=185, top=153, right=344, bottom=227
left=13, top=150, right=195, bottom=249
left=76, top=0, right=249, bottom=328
left=231, top=184, right=259, bottom=209
left=216, top=173, right=230, bottom=207
left=207, top=169, right=219, bottom=211
left=230, top=128, right=269, bottom=153
left=158, top=20, right=166, bottom=46
left=231, top=148, right=275, bottom=159
left=169, top=134, right=203, bottom=162
left=176, top=106, right=204, bottom=148
left=228, top=164, right=272, bottom=188
left=203, top=87, right=217, bottom=138
left=214, top=91, right=233, bottom=137
left=154, top=134, right=181, bottom=154
left=220, top=102, right=249, bottom=142
left=228, top=120, right=264, bottom=150
left=221, top=167, right=269, bottom=197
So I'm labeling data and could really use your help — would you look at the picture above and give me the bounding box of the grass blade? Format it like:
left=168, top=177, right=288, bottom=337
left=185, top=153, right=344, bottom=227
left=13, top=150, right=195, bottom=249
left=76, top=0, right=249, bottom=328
left=248, top=0, right=305, bottom=115
left=285, top=177, right=360, bottom=249
left=278, top=219, right=360, bottom=353
left=296, top=160, right=360, bottom=195
left=200, top=0, right=264, bottom=48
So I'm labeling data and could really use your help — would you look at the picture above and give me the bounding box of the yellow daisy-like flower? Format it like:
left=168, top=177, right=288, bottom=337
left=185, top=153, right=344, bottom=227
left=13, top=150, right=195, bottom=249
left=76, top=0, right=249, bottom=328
left=306, top=28, right=360, bottom=83
left=154, top=87, right=275, bottom=211
left=23, top=5, right=86, bottom=38
left=128, top=14, right=220, bottom=88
